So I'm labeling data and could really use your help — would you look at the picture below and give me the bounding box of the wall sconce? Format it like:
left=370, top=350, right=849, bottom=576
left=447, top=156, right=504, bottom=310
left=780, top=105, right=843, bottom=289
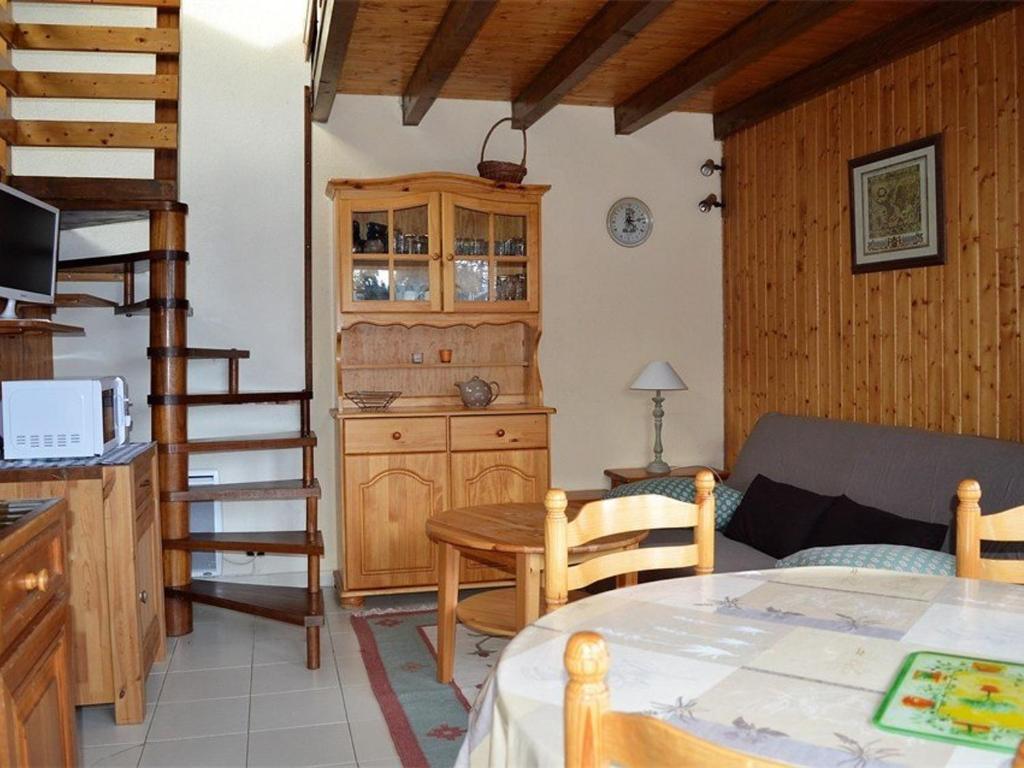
left=698, top=194, right=723, bottom=213
left=699, top=159, right=724, bottom=177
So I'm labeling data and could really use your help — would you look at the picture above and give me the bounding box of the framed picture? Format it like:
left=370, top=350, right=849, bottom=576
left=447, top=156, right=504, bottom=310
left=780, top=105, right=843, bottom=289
left=849, top=135, right=945, bottom=274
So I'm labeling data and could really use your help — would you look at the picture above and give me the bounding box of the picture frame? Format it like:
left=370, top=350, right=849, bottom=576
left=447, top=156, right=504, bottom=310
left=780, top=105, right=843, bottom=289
left=849, top=135, right=945, bottom=274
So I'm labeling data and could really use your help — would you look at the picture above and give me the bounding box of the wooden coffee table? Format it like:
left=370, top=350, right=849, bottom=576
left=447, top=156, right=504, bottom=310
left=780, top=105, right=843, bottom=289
left=426, top=500, right=646, bottom=683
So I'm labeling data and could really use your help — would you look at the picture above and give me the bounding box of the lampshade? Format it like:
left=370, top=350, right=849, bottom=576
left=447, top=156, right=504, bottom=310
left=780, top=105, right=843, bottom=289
left=630, top=361, right=687, bottom=391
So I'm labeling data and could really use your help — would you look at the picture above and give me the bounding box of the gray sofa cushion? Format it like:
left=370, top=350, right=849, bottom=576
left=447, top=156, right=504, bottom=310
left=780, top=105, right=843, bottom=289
left=726, top=413, right=1024, bottom=553
left=635, top=528, right=777, bottom=577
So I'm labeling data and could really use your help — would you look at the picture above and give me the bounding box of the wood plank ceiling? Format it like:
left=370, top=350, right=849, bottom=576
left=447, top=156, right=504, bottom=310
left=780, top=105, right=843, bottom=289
left=310, top=0, right=1011, bottom=136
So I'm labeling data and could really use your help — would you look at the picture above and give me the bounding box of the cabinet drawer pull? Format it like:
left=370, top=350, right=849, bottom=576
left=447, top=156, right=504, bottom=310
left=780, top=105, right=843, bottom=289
left=392, top=431, right=402, bottom=440
left=139, top=590, right=149, bottom=604
left=496, top=428, right=506, bottom=437
left=20, top=569, right=50, bottom=593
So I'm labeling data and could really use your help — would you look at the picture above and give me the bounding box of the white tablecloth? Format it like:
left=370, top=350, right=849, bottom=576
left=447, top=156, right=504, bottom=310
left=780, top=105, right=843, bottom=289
left=459, top=566, right=1024, bottom=767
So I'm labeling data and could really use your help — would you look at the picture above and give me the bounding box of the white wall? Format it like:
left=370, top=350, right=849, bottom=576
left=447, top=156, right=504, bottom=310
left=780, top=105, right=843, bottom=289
left=12, top=1, right=724, bottom=581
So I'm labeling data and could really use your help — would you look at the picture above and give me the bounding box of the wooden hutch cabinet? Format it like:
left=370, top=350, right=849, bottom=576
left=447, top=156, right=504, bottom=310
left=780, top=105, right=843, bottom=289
left=328, top=173, right=552, bottom=605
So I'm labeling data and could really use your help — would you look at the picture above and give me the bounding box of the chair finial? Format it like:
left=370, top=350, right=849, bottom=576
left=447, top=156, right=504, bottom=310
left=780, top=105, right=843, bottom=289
left=957, top=478, right=981, bottom=504
left=564, top=631, right=608, bottom=684
left=545, top=488, right=569, bottom=515
left=695, top=469, right=715, bottom=497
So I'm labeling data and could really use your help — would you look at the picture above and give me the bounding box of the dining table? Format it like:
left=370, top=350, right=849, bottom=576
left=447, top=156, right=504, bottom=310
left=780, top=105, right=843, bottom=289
left=458, top=566, right=1024, bottom=767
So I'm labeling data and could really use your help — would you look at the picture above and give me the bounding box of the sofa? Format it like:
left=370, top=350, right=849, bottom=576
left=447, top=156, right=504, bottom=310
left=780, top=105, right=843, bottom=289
left=643, top=412, right=1024, bottom=574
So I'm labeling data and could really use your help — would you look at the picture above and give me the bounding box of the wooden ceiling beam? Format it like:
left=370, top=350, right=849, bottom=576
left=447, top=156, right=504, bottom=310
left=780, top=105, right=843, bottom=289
left=311, top=0, right=359, bottom=123
left=714, top=0, right=1016, bottom=139
left=614, top=0, right=851, bottom=136
left=511, top=0, right=671, bottom=130
left=402, top=0, right=498, bottom=126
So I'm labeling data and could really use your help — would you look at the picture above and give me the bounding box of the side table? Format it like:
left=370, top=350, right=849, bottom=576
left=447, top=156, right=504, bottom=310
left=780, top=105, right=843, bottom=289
left=604, top=465, right=730, bottom=489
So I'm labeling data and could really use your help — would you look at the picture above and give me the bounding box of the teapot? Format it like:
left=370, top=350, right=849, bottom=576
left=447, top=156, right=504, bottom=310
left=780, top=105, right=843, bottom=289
left=455, top=376, right=500, bottom=408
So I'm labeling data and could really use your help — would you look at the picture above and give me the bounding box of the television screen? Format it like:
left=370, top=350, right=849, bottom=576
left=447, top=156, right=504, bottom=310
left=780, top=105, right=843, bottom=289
left=0, top=183, right=60, bottom=302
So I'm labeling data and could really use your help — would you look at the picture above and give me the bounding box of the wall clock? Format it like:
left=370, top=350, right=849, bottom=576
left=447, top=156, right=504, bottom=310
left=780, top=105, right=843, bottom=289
left=606, top=197, right=653, bottom=247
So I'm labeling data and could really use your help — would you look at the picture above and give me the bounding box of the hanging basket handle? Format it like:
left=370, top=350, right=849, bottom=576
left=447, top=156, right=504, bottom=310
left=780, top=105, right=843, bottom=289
left=479, top=118, right=527, bottom=167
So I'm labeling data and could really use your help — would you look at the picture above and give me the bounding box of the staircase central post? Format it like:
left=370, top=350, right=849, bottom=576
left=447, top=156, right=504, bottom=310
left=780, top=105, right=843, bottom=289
left=150, top=207, right=191, bottom=637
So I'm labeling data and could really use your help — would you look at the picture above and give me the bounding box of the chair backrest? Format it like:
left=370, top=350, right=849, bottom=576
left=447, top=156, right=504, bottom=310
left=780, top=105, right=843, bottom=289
left=956, top=479, right=1024, bottom=584
left=563, top=631, right=785, bottom=768
left=544, top=470, right=715, bottom=613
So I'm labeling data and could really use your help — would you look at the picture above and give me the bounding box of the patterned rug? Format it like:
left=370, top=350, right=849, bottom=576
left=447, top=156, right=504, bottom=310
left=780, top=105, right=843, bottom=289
left=351, top=609, right=509, bottom=768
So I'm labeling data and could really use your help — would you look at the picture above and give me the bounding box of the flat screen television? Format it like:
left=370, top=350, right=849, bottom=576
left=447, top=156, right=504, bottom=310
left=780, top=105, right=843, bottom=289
left=0, top=182, right=61, bottom=320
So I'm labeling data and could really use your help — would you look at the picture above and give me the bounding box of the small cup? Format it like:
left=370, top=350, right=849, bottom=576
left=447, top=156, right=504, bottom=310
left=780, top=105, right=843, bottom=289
left=411, top=352, right=424, bottom=364
left=439, top=349, right=453, bottom=364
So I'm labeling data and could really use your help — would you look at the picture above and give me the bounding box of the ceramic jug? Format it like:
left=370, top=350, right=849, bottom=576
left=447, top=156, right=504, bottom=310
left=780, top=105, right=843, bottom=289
left=455, top=376, right=500, bottom=408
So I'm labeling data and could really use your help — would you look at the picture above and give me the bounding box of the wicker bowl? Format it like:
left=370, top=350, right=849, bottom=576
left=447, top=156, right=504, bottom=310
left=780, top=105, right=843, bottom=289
left=477, top=118, right=527, bottom=184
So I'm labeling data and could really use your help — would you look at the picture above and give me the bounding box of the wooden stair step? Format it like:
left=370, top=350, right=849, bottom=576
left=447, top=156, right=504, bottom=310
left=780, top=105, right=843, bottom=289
left=10, top=120, right=178, bottom=149
left=11, top=24, right=180, bottom=54
left=53, top=293, right=119, bottom=309
left=163, top=531, right=324, bottom=556
left=163, top=479, right=321, bottom=503
left=58, top=249, right=188, bottom=272
left=54, top=200, right=185, bottom=231
left=12, top=72, right=179, bottom=101
left=165, top=431, right=317, bottom=454
left=147, top=347, right=250, bottom=360
left=148, top=390, right=312, bottom=406
left=115, top=298, right=192, bottom=317
left=7, top=176, right=177, bottom=204
left=165, top=581, right=324, bottom=627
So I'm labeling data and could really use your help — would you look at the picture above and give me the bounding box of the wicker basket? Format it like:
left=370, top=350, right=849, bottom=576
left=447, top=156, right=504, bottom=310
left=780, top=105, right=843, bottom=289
left=477, top=118, right=527, bottom=184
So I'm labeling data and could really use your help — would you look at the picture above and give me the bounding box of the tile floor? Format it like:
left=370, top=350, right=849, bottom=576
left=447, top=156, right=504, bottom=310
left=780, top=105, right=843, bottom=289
left=79, top=594, right=423, bottom=768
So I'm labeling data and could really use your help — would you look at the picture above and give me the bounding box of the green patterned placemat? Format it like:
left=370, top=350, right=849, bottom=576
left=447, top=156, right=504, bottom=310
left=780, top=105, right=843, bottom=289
left=874, top=651, right=1024, bottom=753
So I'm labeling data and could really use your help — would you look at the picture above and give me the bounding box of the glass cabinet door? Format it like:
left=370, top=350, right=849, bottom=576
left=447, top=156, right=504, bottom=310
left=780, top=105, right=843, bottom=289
left=443, top=194, right=538, bottom=312
left=341, top=192, right=441, bottom=312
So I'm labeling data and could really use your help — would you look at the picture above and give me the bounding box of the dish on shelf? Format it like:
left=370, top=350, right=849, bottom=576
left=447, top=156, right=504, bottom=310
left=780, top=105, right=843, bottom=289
left=344, top=390, right=401, bottom=411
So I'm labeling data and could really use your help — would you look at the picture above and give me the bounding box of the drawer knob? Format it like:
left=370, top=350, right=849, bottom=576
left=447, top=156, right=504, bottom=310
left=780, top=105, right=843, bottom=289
left=496, top=428, right=506, bottom=437
left=20, top=569, right=50, bottom=593
left=139, top=590, right=149, bottom=604
left=392, top=431, right=402, bottom=440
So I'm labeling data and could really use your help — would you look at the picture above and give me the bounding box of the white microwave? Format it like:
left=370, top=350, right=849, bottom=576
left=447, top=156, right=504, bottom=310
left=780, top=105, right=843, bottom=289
left=1, top=377, right=132, bottom=459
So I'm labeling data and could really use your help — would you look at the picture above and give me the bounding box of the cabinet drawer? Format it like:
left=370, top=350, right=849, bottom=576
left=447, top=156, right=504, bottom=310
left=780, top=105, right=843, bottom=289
left=134, top=461, right=155, bottom=513
left=0, top=524, right=65, bottom=648
left=450, top=414, right=548, bottom=451
left=344, top=417, right=447, bottom=454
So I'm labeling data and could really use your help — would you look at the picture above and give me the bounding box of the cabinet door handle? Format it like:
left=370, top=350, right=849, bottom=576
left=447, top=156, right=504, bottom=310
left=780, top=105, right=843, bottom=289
left=139, top=590, right=149, bottom=604
left=20, top=569, right=50, bottom=593
left=496, top=428, right=506, bottom=438
left=445, top=253, right=454, bottom=262
left=431, top=253, right=442, bottom=261
left=392, top=431, right=402, bottom=440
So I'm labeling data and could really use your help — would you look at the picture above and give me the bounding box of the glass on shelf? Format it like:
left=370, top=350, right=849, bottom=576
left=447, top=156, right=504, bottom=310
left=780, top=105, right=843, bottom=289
left=352, top=259, right=390, bottom=301
left=394, top=205, right=429, bottom=255
left=352, top=210, right=388, bottom=255
left=495, top=262, right=528, bottom=302
left=455, top=259, right=489, bottom=302
left=454, top=206, right=489, bottom=256
left=394, top=263, right=430, bottom=302
left=494, top=214, right=526, bottom=257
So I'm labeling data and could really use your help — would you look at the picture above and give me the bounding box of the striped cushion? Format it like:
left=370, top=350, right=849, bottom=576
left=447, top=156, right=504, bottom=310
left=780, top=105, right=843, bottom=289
left=606, top=476, right=744, bottom=530
left=776, top=544, right=956, bottom=575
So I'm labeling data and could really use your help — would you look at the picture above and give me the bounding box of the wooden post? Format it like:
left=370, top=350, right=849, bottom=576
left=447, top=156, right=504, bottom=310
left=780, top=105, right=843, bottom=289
left=694, top=469, right=715, bottom=575
left=956, top=478, right=982, bottom=579
left=150, top=208, right=191, bottom=637
left=435, top=542, right=460, bottom=683
left=544, top=488, right=569, bottom=614
left=564, top=631, right=609, bottom=768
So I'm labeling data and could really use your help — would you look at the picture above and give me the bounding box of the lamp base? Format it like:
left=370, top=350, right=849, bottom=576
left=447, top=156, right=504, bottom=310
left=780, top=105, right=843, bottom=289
left=645, top=459, right=671, bottom=475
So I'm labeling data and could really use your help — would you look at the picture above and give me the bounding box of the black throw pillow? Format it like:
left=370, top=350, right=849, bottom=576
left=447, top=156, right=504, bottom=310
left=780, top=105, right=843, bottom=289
left=723, top=474, right=836, bottom=559
left=803, top=494, right=948, bottom=551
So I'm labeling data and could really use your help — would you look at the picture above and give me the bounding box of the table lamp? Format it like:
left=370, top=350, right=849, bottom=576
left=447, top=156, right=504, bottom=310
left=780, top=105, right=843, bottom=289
left=630, top=361, right=688, bottom=474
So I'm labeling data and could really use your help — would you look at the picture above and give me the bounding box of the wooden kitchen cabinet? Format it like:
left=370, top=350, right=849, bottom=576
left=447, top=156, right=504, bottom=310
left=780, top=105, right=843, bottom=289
left=329, top=174, right=553, bottom=606
left=0, top=443, right=166, bottom=724
left=0, top=498, right=77, bottom=768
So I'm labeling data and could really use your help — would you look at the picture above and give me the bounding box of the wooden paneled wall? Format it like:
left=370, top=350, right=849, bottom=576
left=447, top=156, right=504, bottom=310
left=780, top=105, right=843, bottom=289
left=722, top=8, right=1023, bottom=466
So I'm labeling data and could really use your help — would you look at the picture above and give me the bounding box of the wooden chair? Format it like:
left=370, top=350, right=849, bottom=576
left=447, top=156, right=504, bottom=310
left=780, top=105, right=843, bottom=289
left=956, top=479, right=1024, bottom=584
left=564, top=631, right=785, bottom=768
left=544, top=470, right=715, bottom=614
